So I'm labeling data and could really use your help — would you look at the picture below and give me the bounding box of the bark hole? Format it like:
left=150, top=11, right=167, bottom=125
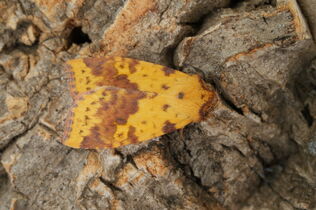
left=301, top=104, right=314, bottom=126
left=68, top=27, right=91, bottom=46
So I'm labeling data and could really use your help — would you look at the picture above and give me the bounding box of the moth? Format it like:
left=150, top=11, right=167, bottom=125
left=61, top=56, right=216, bottom=149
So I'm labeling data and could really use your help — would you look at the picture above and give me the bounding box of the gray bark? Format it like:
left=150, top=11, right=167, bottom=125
left=0, top=0, right=315, bottom=209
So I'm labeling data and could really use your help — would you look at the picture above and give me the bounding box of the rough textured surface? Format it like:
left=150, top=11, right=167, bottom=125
left=299, top=0, right=316, bottom=40
left=62, top=56, right=216, bottom=149
left=0, top=0, right=315, bottom=209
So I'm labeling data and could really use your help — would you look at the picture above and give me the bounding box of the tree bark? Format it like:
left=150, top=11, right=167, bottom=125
left=0, top=0, right=315, bottom=209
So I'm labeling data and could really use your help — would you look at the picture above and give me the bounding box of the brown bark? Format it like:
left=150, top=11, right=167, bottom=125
left=0, top=0, right=315, bottom=209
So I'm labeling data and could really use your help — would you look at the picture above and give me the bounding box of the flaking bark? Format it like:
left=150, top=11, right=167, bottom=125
left=0, top=0, right=316, bottom=209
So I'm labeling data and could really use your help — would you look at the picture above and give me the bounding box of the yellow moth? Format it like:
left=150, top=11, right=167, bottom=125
left=62, top=56, right=216, bottom=149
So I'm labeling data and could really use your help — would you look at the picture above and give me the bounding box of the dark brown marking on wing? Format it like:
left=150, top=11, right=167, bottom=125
left=162, top=121, right=176, bottom=133
left=161, top=66, right=175, bottom=76
left=80, top=127, right=109, bottom=148
left=178, top=92, right=184, bottom=99
left=161, top=84, right=170, bottom=90
left=84, top=57, right=139, bottom=90
left=86, top=76, right=91, bottom=84
left=83, top=57, right=107, bottom=76
left=80, top=87, right=146, bottom=149
left=128, top=126, right=138, bottom=144
left=162, top=104, right=170, bottom=112
left=128, top=58, right=139, bottom=73
left=116, top=118, right=127, bottom=124
left=197, top=77, right=217, bottom=121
